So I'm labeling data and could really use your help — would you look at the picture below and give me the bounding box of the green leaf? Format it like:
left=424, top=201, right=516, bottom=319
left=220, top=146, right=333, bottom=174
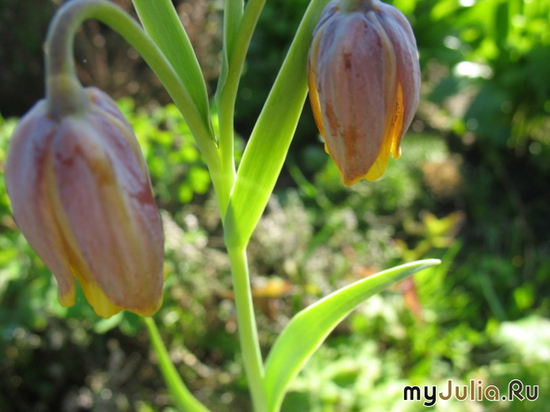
left=264, top=259, right=441, bottom=412
left=215, top=0, right=243, bottom=100
left=132, top=0, right=213, bottom=140
left=223, top=0, right=330, bottom=248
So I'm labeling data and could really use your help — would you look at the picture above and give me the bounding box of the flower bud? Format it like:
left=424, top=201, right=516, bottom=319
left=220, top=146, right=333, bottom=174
left=5, top=87, right=164, bottom=318
left=308, top=0, right=420, bottom=186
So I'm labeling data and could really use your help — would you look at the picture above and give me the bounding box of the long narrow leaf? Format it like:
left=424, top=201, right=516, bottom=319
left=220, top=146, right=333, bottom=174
left=223, top=0, right=330, bottom=248
left=132, top=0, right=213, bottom=139
left=264, top=259, right=440, bottom=412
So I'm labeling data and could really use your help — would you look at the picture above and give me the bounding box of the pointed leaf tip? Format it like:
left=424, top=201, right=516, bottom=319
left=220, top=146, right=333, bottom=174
left=264, top=259, right=440, bottom=412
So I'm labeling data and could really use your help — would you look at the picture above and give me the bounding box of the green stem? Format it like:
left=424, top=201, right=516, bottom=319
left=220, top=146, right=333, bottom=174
left=45, top=0, right=223, bottom=194
left=224, top=0, right=244, bottom=54
left=340, top=0, right=374, bottom=12
left=227, top=246, right=268, bottom=412
left=45, top=1, right=93, bottom=119
left=144, top=317, right=211, bottom=412
left=215, top=0, right=268, bottom=217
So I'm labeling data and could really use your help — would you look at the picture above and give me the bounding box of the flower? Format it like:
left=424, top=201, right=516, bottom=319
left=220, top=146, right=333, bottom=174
left=308, top=0, right=420, bottom=186
left=5, top=87, right=165, bottom=318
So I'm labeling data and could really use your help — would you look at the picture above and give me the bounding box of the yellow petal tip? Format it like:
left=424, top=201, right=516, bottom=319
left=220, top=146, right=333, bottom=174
left=58, top=289, right=76, bottom=308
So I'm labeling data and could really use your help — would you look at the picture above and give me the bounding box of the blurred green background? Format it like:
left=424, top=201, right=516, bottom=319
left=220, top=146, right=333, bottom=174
left=1, top=0, right=549, bottom=411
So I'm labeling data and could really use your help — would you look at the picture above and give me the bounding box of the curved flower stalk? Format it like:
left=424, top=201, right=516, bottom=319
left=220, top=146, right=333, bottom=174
left=308, top=0, right=421, bottom=185
left=5, top=86, right=165, bottom=319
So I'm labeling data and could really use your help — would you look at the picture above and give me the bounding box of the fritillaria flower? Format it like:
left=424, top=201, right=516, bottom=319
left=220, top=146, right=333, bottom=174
left=5, top=87, right=165, bottom=318
left=308, top=0, right=421, bottom=186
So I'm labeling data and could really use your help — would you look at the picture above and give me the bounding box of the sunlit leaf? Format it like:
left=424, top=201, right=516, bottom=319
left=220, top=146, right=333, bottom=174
left=223, top=0, right=330, bottom=248
left=132, top=0, right=212, bottom=137
left=264, top=259, right=440, bottom=412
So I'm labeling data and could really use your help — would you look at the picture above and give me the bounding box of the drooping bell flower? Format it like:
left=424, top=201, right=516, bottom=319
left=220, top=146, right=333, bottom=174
left=5, top=87, right=165, bottom=318
left=308, top=0, right=420, bottom=186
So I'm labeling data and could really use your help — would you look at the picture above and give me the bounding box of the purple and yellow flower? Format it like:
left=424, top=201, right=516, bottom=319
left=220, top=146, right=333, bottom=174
left=5, top=87, right=164, bottom=318
left=308, top=0, right=421, bottom=186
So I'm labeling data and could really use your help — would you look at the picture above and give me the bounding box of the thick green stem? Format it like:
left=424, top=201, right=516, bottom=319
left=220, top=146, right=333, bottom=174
left=227, top=246, right=268, bottom=412
left=144, top=317, right=210, bottom=412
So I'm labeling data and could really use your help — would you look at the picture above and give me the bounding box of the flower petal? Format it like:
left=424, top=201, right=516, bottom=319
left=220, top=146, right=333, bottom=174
left=5, top=101, right=77, bottom=306
left=308, top=0, right=420, bottom=185
left=53, top=114, right=163, bottom=317
left=316, top=13, right=388, bottom=184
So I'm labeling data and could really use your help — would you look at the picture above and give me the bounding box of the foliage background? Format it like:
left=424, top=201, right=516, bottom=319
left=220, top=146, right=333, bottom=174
left=0, top=0, right=549, bottom=411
